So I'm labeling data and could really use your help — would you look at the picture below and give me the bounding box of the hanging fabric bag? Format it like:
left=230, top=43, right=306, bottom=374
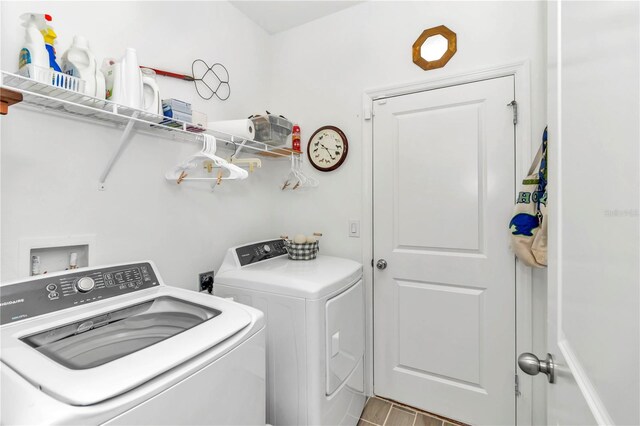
left=509, top=128, right=548, bottom=267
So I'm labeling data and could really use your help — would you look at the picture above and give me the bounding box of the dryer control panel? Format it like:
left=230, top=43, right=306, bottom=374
left=0, top=262, right=159, bottom=325
left=235, top=239, right=288, bottom=266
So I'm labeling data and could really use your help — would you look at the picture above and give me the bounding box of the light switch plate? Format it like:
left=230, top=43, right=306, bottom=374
left=348, top=220, right=360, bottom=238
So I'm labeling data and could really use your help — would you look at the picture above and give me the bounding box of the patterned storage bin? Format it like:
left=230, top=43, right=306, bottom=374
left=284, top=240, right=319, bottom=260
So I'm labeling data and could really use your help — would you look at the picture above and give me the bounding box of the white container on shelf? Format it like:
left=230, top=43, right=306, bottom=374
left=61, top=36, right=104, bottom=98
left=18, top=13, right=49, bottom=83
left=141, top=67, right=161, bottom=115
left=95, top=69, right=106, bottom=100
left=18, top=64, right=85, bottom=93
left=102, top=48, right=143, bottom=109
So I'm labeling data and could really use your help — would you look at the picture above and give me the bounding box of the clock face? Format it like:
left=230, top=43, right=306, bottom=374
left=307, top=126, right=348, bottom=172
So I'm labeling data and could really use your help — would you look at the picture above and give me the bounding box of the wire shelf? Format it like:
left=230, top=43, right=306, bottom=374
left=0, top=70, right=299, bottom=158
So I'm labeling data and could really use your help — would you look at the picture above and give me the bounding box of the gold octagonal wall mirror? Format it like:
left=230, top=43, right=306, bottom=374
left=412, top=25, right=457, bottom=71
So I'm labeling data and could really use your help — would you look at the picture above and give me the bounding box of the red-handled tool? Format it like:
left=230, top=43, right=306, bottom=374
left=140, top=60, right=230, bottom=101
left=140, top=66, right=195, bottom=81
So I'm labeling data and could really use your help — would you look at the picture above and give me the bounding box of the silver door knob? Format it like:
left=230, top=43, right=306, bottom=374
left=518, top=352, right=555, bottom=383
left=376, top=259, right=388, bottom=270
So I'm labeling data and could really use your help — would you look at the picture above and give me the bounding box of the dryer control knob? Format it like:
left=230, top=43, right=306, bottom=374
left=263, top=245, right=271, bottom=253
left=76, top=277, right=95, bottom=293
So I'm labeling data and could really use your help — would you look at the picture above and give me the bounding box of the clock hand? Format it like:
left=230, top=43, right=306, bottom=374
left=320, top=144, right=336, bottom=160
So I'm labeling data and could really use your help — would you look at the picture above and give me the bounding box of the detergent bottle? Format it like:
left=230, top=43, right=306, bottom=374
left=18, top=13, right=49, bottom=78
left=141, top=67, right=162, bottom=115
left=61, top=36, right=106, bottom=98
left=40, top=20, right=62, bottom=72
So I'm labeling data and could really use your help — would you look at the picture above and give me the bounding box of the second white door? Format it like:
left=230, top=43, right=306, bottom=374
left=373, top=76, right=516, bottom=425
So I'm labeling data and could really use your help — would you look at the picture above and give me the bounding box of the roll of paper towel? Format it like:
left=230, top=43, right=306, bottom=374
left=207, top=119, right=255, bottom=140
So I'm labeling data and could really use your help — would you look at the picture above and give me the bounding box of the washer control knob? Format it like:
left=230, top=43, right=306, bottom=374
left=263, top=245, right=271, bottom=253
left=76, top=277, right=95, bottom=293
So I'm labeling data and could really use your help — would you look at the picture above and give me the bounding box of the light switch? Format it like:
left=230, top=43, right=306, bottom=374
left=349, top=220, right=360, bottom=238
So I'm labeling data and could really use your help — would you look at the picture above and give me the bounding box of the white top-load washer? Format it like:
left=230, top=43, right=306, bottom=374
left=215, top=239, right=366, bottom=426
left=0, top=261, right=266, bottom=425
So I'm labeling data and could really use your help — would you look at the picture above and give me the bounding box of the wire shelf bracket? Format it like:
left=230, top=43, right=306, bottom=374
left=98, top=111, right=139, bottom=190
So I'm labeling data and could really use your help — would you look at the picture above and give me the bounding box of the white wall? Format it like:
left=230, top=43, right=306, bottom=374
left=265, top=2, right=548, bottom=423
left=0, top=1, right=287, bottom=288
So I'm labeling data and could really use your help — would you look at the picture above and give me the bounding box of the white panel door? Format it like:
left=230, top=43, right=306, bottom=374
left=546, top=2, right=640, bottom=424
left=373, top=76, right=516, bottom=425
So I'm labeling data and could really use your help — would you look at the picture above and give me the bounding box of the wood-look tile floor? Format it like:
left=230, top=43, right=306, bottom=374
left=358, top=396, right=470, bottom=426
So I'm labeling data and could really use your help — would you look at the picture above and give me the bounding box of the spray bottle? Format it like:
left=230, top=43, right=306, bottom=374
left=40, top=18, right=62, bottom=72
left=18, top=13, right=49, bottom=73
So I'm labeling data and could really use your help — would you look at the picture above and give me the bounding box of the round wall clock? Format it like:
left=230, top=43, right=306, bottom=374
left=307, top=126, right=349, bottom=172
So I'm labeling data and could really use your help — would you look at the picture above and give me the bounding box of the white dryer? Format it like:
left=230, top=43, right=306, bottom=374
left=215, top=239, right=366, bottom=426
left=0, top=261, right=266, bottom=425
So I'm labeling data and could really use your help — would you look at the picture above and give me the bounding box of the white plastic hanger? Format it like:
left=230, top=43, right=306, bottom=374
left=281, top=154, right=318, bottom=190
left=166, top=134, right=249, bottom=187
left=296, top=154, right=318, bottom=190
left=281, top=155, right=301, bottom=190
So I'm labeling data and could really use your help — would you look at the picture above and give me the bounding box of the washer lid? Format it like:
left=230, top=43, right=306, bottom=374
left=0, top=286, right=254, bottom=406
left=217, top=255, right=363, bottom=299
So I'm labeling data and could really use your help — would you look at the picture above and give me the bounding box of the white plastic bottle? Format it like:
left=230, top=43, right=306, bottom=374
left=18, top=13, right=49, bottom=81
left=101, top=58, right=117, bottom=100
left=141, top=67, right=162, bottom=115
left=122, top=48, right=143, bottom=109
left=107, top=48, right=143, bottom=109
left=61, top=36, right=97, bottom=96
left=95, top=69, right=106, bottom=100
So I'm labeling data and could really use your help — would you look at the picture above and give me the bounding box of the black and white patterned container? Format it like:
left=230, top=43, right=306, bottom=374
left=284, top=240, right=319, bottom=260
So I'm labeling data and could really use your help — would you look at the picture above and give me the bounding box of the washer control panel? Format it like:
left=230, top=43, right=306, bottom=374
left=0, top=262, right=159, bottom=325
left=236, top=239, right=288, bottom=266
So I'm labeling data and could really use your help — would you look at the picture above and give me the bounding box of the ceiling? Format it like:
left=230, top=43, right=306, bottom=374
left=230, top=1, right=364, bottom=34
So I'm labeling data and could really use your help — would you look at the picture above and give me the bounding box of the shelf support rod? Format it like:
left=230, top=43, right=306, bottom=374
left=99, top=112, right=139, bottom=187
left=233, top=137, right=248, bottom=157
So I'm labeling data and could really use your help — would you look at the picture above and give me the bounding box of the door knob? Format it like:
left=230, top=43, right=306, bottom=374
left=376, top=259, right=387, bottom=270
left=518, top=352, right=555, bottom=383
